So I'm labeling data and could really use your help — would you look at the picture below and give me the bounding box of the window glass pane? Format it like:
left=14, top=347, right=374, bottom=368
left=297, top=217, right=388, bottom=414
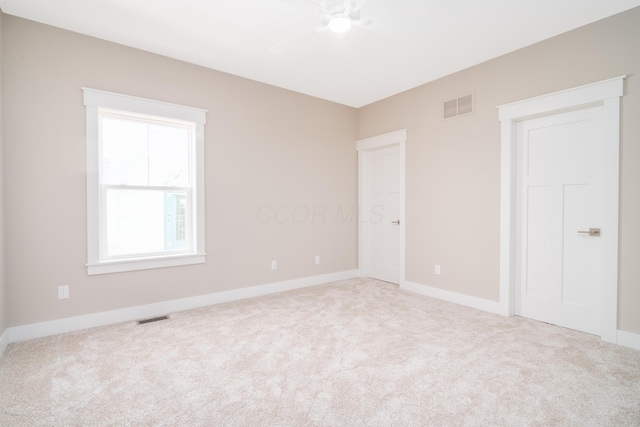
left=148, top=123, right=190, bottom=187
left=106, top=189, right=188, bottom=257
left=164, top=192, right=188, bottom=251
left=102, top=116, right=149, bottom=186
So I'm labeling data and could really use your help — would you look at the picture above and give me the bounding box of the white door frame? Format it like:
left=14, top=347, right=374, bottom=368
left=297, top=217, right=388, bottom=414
left=498, top=76, right=625, bottom=343
left=357, top=129, right=407, bottom=285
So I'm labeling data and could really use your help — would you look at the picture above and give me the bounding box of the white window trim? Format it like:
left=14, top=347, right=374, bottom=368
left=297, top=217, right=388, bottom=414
left=83, top=88, right=207, bottom=275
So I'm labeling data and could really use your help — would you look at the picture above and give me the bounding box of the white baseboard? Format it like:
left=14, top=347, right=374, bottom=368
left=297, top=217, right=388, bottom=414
left=0, top=328, right=9, bottom=356
left=6, top=269, right=358, bottom=346
left=401, top=281, right=640, bottom=352
left=617, top=330, right=640, bottom=351
left=401, top=280, right=502, bottom=314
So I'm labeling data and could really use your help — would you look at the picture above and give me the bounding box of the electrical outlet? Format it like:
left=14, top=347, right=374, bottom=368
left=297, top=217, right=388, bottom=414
left=58, top=285, right=69, bottom=300
left=435, top=265, right=441, bottom=275
left=271, top=260, right=277, bottom=270
left=315, top=255, right=320, bottom=265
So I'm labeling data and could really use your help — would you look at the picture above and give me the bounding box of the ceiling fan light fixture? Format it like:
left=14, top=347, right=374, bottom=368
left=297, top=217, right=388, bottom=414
left=328, top=16, right=352, bottom=33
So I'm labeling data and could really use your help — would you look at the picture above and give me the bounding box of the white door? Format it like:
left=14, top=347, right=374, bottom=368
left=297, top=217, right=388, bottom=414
left=367, top=146, right=400, bottom=284
left=516, top=106, right=604, bottom=335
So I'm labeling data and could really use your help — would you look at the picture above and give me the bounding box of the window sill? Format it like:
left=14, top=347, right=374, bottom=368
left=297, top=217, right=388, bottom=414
left=87, top=253, right=206, bottom=275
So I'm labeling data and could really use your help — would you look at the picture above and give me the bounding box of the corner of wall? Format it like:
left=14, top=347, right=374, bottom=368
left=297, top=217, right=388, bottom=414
left=0, top=329, right=8, bottom=356
left=0, top=8, right=8, bottom=356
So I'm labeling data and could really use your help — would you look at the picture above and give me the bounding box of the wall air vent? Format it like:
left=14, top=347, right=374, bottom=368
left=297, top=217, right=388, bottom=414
left=443, top=92, right=474, bottom=120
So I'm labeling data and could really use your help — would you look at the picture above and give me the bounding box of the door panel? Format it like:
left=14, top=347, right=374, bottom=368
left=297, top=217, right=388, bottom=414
left=367, top=146, right=399, bottom=284
left=562, top=184, right=597, bottom=307
left=525, top=185, right=553, bottom=300
left=526, top=119, right=597, bottom=176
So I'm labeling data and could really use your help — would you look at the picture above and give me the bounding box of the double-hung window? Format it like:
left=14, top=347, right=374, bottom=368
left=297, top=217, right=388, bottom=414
left=83, top=89, right=206, bottom=275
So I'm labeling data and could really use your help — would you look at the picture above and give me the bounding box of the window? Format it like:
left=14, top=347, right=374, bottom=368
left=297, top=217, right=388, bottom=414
left=83, top=88, right=206, bottom=275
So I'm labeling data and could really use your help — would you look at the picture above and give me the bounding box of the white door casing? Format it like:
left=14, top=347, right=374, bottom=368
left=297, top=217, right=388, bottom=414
left=357, top=129, right=407, bottom=285
left=499, top=76, right=624, bottom=343
left=516, top=106, right=604, bottom=335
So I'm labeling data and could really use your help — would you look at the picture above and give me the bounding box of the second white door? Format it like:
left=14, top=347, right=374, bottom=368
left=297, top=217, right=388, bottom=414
left=367, top=145, right=400, bottom=284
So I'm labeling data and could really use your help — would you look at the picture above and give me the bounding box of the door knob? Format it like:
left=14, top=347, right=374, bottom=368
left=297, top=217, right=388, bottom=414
left=391, top=220, right=400, bottom=225
left=577, top=228, right=600, bottom=236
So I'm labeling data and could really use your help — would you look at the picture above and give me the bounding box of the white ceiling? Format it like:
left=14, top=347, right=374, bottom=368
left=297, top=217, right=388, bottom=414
left=1, top=0, right=639, bottom=108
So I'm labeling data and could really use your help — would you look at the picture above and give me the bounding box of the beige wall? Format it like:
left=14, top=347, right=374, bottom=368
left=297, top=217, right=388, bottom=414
left=0, top=11, right=6, bottom=337
left=358, top=7, right=640, bottom=333
left=3, top=16, right=358, bottom=327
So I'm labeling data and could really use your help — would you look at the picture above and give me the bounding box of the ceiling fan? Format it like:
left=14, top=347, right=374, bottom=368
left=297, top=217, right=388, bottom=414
left=269, top=0, right=372, bottom=53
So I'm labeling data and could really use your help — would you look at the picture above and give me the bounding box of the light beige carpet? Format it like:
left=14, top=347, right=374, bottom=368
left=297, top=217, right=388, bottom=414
left=1, top=278, right=639, bottom=426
